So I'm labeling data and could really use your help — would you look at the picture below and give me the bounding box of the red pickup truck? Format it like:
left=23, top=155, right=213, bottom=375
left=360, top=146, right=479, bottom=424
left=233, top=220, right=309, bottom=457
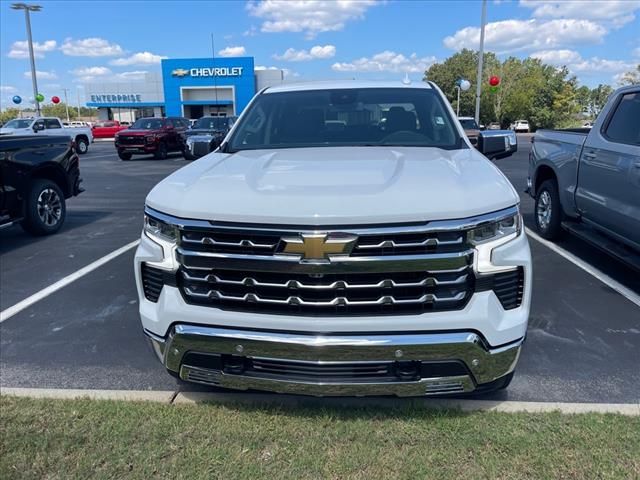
left=92, top=121, right=128, bottom=139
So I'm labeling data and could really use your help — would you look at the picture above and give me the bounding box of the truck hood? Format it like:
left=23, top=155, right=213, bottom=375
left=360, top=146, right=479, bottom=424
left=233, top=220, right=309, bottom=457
left=146, top=146, right=519, bottom=225
left=0, top=127, right=26, bottom=135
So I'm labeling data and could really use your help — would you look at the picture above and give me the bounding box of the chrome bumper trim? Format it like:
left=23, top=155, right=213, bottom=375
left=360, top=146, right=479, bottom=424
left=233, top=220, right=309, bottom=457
left=147, top=325, right=522, bottom=396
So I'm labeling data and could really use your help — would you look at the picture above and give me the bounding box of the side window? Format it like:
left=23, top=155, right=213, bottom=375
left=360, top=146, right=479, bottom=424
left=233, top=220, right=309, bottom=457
left=604, top=92, right=640, bottom=145
left=45, top=119, right=61, bottom=129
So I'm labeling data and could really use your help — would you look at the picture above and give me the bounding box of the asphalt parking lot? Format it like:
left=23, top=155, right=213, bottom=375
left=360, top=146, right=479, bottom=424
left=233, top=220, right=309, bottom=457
left=1, top=137, right=639, bottom=403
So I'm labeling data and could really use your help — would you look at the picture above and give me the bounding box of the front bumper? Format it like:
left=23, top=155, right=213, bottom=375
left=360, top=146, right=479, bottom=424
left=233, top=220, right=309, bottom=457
left=146, top=325, right=522, bottom=396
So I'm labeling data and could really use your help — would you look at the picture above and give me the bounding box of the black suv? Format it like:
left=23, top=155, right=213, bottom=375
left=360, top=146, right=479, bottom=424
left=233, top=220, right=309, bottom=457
left=183, top=116, right=237, bottom=160
left=114, top=117, right=189, bottom=160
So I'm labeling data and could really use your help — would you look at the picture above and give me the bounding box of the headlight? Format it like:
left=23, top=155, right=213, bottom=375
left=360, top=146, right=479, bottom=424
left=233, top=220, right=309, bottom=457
left=468, top=211, right=521, bottom=245
left=144, top=214, right=178, bottom=243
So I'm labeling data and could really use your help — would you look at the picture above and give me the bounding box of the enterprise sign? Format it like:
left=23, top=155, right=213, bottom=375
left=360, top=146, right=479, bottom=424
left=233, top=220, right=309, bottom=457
left=90, top=94, right=142, bottom=103
left=172, top=67, right=244, bottom=78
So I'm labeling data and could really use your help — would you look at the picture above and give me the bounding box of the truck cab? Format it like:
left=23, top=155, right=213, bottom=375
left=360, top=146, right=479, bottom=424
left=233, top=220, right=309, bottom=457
left=529, top=84, right=640, bottom=268
left=0, top=117, right=93, bottom=154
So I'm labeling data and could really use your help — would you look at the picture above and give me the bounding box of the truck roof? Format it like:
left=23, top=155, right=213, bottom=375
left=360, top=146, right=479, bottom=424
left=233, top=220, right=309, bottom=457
left=264, top=80, right=433, bottom=94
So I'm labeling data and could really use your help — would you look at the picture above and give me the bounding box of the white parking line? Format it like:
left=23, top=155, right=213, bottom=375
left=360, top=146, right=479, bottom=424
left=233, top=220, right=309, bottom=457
left=525, top=227, right=640, bottom=308
left=0, top=239, right=140, bottom=323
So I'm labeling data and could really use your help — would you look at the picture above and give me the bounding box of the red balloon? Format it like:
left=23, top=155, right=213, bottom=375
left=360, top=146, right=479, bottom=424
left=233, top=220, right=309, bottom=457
left=489, top=76, right=500, bottom=86
left=51, top=96, right=60, bottom=104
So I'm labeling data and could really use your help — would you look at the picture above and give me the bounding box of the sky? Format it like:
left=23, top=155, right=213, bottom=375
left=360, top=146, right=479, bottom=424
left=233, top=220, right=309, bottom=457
left=1, top=0, right=639, bottom=109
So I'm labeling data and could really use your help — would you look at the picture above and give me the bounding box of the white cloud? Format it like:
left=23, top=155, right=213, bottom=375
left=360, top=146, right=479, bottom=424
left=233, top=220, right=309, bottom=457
left=24, top=70, right=58, bottom=80
left=274, top=44, right=336, bottom=61
left=444, top=19, right=607, bottom=53
left=0, top=85, right=18, bottom=94
left=243, top=26, right=258, bottom=37
left=530, top=49, right=582, bottom=65
left=520, top=0, right=640, bottom=27
left=70, top=66, right=112, bottom=83
left=634, top=47, right=640, bottom=58
left=42, top=83, right=61, bottom=90
left=332, top=51, right=437, bottom=73
left=7, top=40, right=57, bottom=59
left=570, top=57, right=636, bottom=74
left=218, top=46, right=247, bottom=57
left=110, top=51, right=166, bottom=66
left=247, top=0, right=378, bottom=38
left=531, top=49, right=636, bottom=83
left=60, top=38, right=124, bottom=57
left=114, top=70, right=148, bottom=80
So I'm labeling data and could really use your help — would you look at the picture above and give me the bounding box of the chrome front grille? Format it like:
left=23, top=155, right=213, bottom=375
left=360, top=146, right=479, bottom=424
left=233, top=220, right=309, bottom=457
left=178, top=266, right=473, bottom=315
left=179, top=226, right=469, bottom=257
left=144, top=205, right=523, bottom=316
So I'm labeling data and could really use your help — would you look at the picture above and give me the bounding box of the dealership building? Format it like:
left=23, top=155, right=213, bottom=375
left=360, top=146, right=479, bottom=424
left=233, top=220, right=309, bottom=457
left=84, top=57, right=284, bottom=122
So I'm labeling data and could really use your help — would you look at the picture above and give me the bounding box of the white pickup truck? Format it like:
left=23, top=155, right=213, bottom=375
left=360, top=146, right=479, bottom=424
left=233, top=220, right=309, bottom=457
left=0, top=117, right=93, bottom=154
left=135, top=81, right=532, bottom=397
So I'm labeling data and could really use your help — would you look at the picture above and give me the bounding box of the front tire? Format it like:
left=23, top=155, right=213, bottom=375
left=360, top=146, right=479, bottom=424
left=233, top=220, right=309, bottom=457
left=76, top=136, right=89, bottom=154
left=153, top=142, right=168, bottom=160
left=21, top=179, right=66, bottom=235
left=118, top=151, right=132, bottom=161
left=535, top=179, right=563, bottom=239
left=183, top=149, right=196, bottom=161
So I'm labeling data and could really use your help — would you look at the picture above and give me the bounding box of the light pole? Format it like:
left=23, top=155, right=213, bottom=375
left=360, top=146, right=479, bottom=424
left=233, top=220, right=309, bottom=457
left=474, top=0, right=487, bottom=124
left=76, top=88, right=81, bottom=117
left=62, top=88, right=70, bottom=122
left=11, top=3, right=42, bottom=117
left=455, top=79, right=471, bottom=117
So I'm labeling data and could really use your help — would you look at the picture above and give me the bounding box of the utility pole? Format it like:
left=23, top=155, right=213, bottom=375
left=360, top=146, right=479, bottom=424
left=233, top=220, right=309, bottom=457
left=11, top=3, right=43, bottom=116
left=76, top=88, right=81, bottom=117
left=62, top=88, right=70, bottom=122
left=474, top=0, right=487, bottom=124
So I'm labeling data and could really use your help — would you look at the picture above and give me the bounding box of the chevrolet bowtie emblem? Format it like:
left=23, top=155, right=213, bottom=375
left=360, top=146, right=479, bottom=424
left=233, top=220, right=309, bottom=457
left=172, top=68, right=189, bottom=77
left=281, top=233, right=357, bottom=261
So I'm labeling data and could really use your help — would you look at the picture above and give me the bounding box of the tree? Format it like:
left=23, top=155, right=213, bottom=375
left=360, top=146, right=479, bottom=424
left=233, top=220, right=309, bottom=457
left=424, top=49, right=498, bottom=122
left=575, top=86, right=591, bottom=115
left=617, top=65, right=640, bottom=86
left=589, top=84, right=614, bottom=117
left=424, top=50, right=583, bottom=129
left=41, top=102, right=77, bottom=120
left=0, top=108, right=21, bottom=124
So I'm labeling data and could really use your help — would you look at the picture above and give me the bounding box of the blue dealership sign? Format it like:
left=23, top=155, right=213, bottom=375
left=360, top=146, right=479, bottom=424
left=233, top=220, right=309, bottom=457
left=161, top=57, right=255, bottom=117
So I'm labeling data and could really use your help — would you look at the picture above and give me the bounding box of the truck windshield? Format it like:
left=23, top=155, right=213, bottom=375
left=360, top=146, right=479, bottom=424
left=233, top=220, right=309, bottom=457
left=3, top=119, right=32, bottom=129
left=228, top=88, right=463, bottom=152
left=131, top=119, right=164, bottom=129
left=193, top=117, right=230, bottom=130
left=459, top=119, right=479, bottom=130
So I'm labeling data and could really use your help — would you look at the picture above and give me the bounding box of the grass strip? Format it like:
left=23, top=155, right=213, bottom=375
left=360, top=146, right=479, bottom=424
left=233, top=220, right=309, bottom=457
left=1, top=395, right=638, bottom=479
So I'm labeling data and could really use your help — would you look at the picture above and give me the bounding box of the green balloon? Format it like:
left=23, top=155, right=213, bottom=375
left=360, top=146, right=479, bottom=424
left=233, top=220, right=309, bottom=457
left=35, top=93, right=45, bottom=102
left=489, top=86, right=499, bottom=93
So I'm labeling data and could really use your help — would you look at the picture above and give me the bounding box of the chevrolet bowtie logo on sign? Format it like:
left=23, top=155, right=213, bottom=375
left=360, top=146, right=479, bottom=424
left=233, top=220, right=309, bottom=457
left=281, top=233, right=357, bottom=261
left=171, top=68, right=189, bottom=77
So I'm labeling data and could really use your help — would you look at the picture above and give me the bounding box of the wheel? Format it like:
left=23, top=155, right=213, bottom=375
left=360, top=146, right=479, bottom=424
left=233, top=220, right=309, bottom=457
left=183, top=149, right=196, bottom=161
left=153, top=142, right=168, bottom=160
left=76, top=136, right=89, bottom=154
left=535, top=179, right=563, bottom=239
left=118, top=151, right=132, bottom=161
left=21, top=179, right=66, bottom=235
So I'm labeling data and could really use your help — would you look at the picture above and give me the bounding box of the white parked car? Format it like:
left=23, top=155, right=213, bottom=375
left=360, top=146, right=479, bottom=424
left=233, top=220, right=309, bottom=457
left=135, top=81, right=531, bottom=397
left=0, top=117, right=93, bottom=154
left=513, top=120, right=530, bottom=133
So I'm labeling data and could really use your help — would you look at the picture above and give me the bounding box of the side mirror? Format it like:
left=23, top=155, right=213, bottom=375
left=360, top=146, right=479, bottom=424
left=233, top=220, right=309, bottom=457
left=33, top=123, right=44, bottom=132
left=478, top=130, right=517, bottom=160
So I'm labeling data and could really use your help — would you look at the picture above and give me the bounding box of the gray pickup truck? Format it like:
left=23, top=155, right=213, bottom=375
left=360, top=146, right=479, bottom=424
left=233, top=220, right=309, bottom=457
left=528, top=84, right=640, bottom=269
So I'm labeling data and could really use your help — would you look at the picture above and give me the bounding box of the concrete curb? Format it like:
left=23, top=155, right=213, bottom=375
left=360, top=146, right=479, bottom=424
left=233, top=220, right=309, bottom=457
left=2, top=387, right=639, bottom=415
left=1, top=387, right=174, bottom=403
